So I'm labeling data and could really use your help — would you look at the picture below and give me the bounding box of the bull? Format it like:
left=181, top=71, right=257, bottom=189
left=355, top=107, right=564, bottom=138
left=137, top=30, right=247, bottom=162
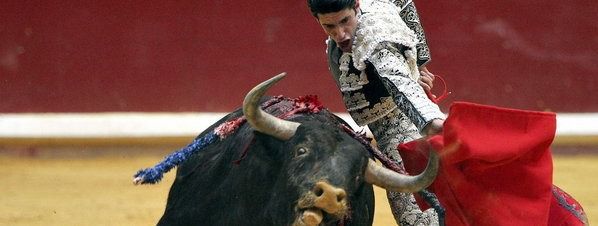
left=138, top=73, right=439, bottom=226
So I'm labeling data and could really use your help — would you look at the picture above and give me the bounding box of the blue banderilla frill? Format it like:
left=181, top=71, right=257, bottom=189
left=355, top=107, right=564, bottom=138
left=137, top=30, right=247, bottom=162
left=133, top=131, right=218, bottom=184
left=132, top=95, right=288, bottom=185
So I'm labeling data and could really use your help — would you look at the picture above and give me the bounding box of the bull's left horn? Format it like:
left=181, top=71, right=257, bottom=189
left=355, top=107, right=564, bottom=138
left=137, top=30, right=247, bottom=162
left=243, top=72, right=300, bottom=140
left=364, top=149, right=439, bottom=193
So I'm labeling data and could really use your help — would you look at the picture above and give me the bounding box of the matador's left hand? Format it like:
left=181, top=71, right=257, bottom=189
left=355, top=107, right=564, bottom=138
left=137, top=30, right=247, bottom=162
left=418, top=66, right=435, bottom=97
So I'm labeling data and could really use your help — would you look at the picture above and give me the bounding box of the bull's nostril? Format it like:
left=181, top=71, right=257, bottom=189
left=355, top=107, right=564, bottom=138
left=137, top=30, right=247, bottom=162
left=337, top=191, right=346, bottom=202
left=314, top=187, right=324, bottom=197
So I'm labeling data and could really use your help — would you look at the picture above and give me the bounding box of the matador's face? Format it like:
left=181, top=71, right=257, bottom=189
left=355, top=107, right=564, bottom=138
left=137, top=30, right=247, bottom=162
left=316, top=7, right=359, bottom=53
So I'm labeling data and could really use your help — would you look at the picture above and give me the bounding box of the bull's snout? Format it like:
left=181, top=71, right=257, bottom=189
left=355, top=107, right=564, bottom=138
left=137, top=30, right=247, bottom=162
left=312, top=181, right=347, bottom=214
left=294, top=181, right=350, bottom=226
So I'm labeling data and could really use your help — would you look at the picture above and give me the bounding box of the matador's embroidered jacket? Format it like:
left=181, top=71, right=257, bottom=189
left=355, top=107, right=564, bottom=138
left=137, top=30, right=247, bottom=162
left=326, top=0, right=444, bottom=132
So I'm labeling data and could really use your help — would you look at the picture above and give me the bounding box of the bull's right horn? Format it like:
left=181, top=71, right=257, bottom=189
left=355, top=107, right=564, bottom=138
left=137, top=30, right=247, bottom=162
left=243, top=73, right=301, bottom=140
left=364, top=148, right=439, bottom=193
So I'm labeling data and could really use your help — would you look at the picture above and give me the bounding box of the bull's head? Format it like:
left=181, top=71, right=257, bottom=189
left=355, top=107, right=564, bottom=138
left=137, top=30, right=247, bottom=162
left=243, top=73, right=439, bottom=226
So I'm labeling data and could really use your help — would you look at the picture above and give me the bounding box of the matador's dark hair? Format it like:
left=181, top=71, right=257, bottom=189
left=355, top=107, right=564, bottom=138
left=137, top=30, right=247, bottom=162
left=307, top=0, right=356, bottom=18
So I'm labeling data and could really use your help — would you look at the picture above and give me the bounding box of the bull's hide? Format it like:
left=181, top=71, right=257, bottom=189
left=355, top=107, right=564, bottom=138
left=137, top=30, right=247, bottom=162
left=157, top=96, right=376, bottom=226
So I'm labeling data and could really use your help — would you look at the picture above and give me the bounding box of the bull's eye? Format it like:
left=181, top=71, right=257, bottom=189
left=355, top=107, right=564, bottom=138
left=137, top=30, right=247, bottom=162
left=295, top=147, right=309, bottom=157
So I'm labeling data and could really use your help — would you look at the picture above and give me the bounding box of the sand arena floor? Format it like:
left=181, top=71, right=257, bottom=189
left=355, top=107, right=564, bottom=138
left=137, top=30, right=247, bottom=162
left=1, top=148, right=596, bottom=226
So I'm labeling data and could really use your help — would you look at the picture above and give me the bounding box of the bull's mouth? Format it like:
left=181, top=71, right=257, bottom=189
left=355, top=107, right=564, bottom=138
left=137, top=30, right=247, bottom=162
left=294, top=207, right=324, bottom=226
left=293, top=206, right=348, bottom=226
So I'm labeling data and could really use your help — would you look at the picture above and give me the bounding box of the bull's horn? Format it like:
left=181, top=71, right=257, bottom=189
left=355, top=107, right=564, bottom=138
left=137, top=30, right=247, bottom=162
left=243, top=72, right=300, bottom=140
left=364, top=149, right=439, bottom=193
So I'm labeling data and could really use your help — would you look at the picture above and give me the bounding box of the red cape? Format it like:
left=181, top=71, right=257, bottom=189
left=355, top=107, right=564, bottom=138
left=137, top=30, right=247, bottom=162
left=398, top=102, right=585, bottom=225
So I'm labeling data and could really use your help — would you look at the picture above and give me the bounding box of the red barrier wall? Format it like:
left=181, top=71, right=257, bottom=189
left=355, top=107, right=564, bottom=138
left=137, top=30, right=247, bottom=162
left=1, top=1, right=597, bottom=113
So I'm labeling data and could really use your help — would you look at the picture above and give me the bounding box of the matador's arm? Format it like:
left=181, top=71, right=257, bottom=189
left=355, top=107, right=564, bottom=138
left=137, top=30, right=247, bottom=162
left=392, top=0, right=432, bottom=67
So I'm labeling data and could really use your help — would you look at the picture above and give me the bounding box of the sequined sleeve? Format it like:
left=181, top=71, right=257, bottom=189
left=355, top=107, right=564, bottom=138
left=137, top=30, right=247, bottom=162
left=392, top=0, right=431, bottom=66
left=368, top=43, right=444, bottom=131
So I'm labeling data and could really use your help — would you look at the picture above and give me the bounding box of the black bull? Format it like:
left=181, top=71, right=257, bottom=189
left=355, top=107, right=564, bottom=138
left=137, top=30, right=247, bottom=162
left=144, top=74, right=439, bottom=226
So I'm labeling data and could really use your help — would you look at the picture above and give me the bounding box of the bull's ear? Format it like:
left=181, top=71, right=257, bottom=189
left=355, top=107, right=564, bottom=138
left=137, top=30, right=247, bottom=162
left=243, top=73, right=300, bottom=140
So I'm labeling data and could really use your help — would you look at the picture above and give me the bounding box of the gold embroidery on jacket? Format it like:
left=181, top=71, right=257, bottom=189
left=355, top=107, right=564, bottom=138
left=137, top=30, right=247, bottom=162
left=344, top=92, right=370, bottom=111
left=339, top=53, right=369, bottom=92
left=339, top=71, right=369, bottom=92
left=350, top=97, right=397, bottom=126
